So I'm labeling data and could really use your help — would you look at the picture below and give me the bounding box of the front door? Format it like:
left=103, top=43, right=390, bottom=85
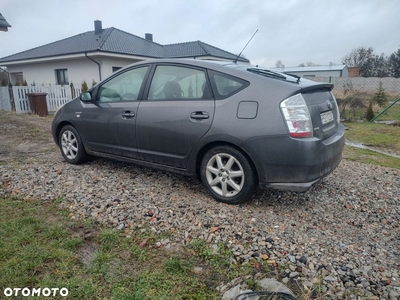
left=136, top=64, right=214, bottom=168
left=80, top=66, right=149, bottom=158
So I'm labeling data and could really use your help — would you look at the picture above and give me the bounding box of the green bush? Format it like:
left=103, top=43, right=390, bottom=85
left=365, top=101, right=375, bottom=121
left=372, top=82, right=388, bottom=107
left=81, top=80, right=88, bottom=92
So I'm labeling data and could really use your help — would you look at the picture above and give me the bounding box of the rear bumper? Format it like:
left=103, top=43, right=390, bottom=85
left=260, top=179, right=320, bottom=193
left=241, top=124, right=345, bottom=192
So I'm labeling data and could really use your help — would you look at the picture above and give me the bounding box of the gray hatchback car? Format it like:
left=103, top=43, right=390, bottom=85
left=52, top=59, right=345, bottom=204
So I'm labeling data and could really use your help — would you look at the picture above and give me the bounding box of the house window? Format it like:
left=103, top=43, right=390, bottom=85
left=112, top=67, right=122, bottom=73
left=55, top=69, right=68, bottom=85
left=10, top=72, right=23, bottom=85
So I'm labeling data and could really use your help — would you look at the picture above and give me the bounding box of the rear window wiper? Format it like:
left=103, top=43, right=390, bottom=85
left=285, top=73, right=301, bottom=83
left=247, top=68, right=300, bottom=83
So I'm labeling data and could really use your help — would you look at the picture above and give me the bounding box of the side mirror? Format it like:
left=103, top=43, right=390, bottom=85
left=80, top=92, right=93, bottom=102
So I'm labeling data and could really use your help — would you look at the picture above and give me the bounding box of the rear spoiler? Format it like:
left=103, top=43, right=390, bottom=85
left=300, top=83, right=333, bottom=93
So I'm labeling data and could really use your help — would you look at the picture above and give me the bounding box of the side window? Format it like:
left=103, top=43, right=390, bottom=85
left=209, top=71, right=248, bottom=99
left=148, top=65, right=209, bottom=100
left=98, top=66, right=148, bottom=102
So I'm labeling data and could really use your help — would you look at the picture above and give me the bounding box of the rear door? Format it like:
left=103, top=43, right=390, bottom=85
left=80, top=66, right=149, bottom=158
left=135, top=64, right=214, bottom=168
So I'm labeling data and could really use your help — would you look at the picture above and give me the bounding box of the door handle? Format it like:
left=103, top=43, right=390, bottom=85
left=190, top=112, right=209, bottom=120
left=121, top=111, right=135, bottom=119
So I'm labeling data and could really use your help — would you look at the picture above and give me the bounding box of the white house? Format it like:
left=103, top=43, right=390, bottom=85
left=0, top=20, right=249, bottom=86
left=270, top=65, right=349, bottom=78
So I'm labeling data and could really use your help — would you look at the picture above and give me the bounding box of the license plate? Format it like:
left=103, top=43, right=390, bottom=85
left=321, top=111, right=334, bottom=125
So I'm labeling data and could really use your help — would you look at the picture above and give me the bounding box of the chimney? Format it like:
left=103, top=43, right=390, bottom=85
left=94, top=20, right=102, bottom=35
left=145, top=33, right=153, bottom=42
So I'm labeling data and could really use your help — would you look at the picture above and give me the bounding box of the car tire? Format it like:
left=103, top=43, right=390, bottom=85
left=59, top=125, right=88, bottom=164
left=200, top=145, right=257, bottom=204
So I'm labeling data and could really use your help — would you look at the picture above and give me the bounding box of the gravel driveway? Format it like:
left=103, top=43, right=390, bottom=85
left=0, top=111, right=399, bottom=299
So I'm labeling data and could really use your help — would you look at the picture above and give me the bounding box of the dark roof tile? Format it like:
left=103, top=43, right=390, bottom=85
left=0, top=27, right=249, bottom=63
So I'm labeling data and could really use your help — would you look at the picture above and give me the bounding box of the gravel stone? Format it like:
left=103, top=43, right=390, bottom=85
left=0, top=112, right=399, bottom=299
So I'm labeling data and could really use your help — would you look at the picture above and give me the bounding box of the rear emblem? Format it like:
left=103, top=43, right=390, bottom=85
left=326, top=100, right=333, bottom=110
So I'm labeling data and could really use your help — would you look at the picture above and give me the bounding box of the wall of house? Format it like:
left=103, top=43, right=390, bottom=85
left=97, top=57, right=142, bottom=80
left=5, top=59, right=98, bottom=86
left=4, top=56, right=141, bottom=87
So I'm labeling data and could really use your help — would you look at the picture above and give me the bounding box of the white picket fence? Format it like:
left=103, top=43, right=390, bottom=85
left=12, top=85, right=81, bottom=114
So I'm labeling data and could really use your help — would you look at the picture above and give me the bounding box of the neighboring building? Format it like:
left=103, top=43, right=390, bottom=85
left=348, top=67, right=360, bottom=77
left=0, top=20, right=249, bottom=86
left=270, top=64, right=349, bottom=78
left=0, top=13, right=11, bottom=32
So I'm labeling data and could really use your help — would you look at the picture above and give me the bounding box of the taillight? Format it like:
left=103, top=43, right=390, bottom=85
left=280, top=94, right=313, bottom=138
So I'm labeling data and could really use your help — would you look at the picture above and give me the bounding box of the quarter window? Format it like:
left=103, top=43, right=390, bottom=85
left=148, top=65, right=209, bottom=100
left=98, top=66, right=149, bottom=102
left=55, top=69, right=68, bottom=85
left=209, top=70, right=248, bottom=99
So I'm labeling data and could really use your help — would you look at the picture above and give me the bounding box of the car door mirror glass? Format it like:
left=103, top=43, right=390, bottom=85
left=80, top=92, right=92, bottom=102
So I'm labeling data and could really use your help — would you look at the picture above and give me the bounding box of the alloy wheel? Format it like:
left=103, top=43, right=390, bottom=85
left=61, top=130, right=78, bottom=160
left=205, top=153, right=245, bottom=197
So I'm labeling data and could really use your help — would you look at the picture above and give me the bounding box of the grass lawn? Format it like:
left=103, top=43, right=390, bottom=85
left=343, top=122, right=400, bottom=169
left=1, top=198, right=300, bottom=300
left=0, top=198, right=223, bottom=299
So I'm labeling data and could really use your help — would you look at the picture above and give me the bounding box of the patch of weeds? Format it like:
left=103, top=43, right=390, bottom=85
left=190, top=238, right=208, bottom=253
left=245, top=277, right=259, bottom=291
left=54, top=196, right=64, bottom=203
left=112, top=287, right=146, bottom=300
left=98, top=228, right=120, bottom=251
left=92, top=249, right=115, bottom=267
left=56, top=207, right=71, bottom=219
left=130, top=245, right=147, bottom=262
left=310, top=282, right=326, bottom=298
left=164, top=256, right=192, bottom=274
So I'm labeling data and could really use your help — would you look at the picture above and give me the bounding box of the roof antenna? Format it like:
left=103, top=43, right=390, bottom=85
left=233, top=29, right=258, bottom=64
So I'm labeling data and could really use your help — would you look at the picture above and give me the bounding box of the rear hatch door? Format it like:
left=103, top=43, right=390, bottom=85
left=301, top=85, right=339, bottom=140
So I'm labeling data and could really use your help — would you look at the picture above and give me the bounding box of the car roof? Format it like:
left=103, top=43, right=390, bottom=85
left=115, top=59, right=332, bottom=90
left=132, top=58, right=247, bottom=68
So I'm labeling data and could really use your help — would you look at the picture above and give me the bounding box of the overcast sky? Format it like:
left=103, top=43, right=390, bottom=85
left=1, top=0, right=399, bottom=68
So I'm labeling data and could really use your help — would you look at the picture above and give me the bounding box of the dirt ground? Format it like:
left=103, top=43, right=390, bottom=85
left=0, top=111, right=57, bottom=163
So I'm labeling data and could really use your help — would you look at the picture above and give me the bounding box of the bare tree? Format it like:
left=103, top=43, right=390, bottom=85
left=297, top=62, right=318, bottom=67
left=275, top=60, right=285, bottom=68
left=341, top=47, right=375, bottom=67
